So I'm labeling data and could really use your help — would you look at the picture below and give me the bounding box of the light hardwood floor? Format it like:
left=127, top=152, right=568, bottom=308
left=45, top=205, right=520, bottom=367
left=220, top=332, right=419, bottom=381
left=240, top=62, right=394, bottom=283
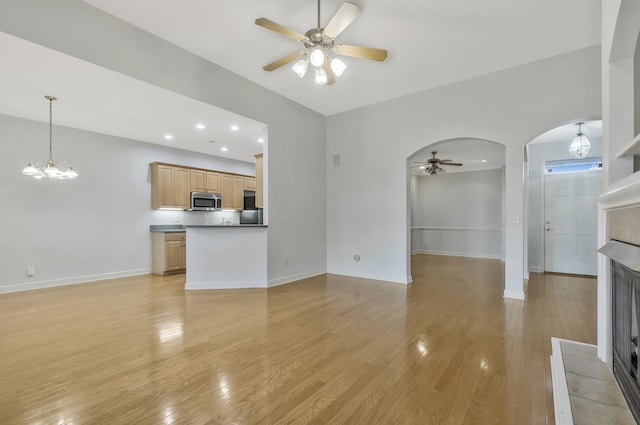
left=0, top=255, right=596, bottom=424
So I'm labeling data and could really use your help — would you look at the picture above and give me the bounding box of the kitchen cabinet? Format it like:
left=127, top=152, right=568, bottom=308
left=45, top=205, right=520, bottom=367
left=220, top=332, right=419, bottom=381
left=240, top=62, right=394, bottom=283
left=254, top=153, right=264, bottom=208
left=191, top=169, right=221, bottom=193
left=151, top=232, right=186, bottom=275
left=244, top=176, right=256, bottom=191
left=221, top=174, right=244, bottom=210
left=151, top=163, right=191, bottom=209
left=206, top=172, right=221, bottom=193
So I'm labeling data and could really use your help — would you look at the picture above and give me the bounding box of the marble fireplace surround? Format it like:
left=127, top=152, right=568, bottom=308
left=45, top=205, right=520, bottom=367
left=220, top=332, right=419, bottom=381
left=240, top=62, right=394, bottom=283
left=547, top=172, right=640, bottom=425
left=599, top=171, right=640, bottom=365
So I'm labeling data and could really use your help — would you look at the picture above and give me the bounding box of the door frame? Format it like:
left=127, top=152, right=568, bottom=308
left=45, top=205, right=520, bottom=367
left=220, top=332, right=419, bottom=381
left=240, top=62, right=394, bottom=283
left=539, top=157, right=602, bottom=274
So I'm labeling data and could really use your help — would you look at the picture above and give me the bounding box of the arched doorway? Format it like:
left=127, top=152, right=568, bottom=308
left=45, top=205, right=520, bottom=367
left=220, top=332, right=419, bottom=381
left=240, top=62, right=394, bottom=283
left=525, top=119, right=602, bottom=277
left=407, top=138, right=506, bottom=282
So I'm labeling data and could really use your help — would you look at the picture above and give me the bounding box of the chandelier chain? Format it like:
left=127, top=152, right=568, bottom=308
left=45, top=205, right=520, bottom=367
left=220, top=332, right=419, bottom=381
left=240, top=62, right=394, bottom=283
left=49, top=97, right=53, bottom=162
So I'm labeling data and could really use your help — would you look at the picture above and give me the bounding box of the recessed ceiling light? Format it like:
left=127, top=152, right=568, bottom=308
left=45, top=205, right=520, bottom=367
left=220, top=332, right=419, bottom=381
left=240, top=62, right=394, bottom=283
left=230, top=125, right=239, bottom=131
left=221, top=147, right=228, bottom=152
left=196, top=124, right=205, bottom=129
left=419, top=165, right=426, bottom=170
left=164, top=134, right=173, bottom=140
left=257, top=138, right=264, bottom=143
left=481, top=159, right=488, bottom=163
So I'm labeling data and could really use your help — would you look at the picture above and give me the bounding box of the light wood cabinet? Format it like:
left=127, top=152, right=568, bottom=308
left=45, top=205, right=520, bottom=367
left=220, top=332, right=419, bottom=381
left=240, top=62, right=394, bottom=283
left=151, top=163, right=191, bottom=209
left=233, top=176, right=244, bottom=209
left=190, top=169, right=206, bottom=192
left=254, top=153, right=264, bottom=208
left=244, top=176, right=256, bottom=191
left=220, top=174, right=244, bottom=210
left=151, top=232, right=186, bottom=275
left=151, top=162, right=255, bottom=210
left=206, top=172, right=221, bottom=193
left=191, top=169, right=221, bottom=193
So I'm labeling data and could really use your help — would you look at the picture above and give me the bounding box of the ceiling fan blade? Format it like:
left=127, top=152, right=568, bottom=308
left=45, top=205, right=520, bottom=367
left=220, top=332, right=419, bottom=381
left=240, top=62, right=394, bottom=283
left=439, top=159, right=452, bottom=162
left=323, top=2, right=361, bottom=39
left=323, top=57, right=337, bottom=85
left=263, top=52, right=306, bottom=71
left=335, top=44, right=388, bottom=61
left=440, top=162, right=463, bottom=166
left=255, top=18, right=309, bottom=42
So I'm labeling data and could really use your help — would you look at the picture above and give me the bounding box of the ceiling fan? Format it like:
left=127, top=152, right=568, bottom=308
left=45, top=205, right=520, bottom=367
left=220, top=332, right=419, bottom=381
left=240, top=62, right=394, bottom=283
left=411, top=151, right=463, bottom=175
left=255, top=0, right=388, bottom=85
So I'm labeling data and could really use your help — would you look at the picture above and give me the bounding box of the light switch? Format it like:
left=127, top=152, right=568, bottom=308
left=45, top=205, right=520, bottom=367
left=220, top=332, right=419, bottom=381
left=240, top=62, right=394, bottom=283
left=508, top=215, right=520, bottom=224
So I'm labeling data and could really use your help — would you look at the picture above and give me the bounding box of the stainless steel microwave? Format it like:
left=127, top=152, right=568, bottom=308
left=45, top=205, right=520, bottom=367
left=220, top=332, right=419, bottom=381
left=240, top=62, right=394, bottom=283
left=190, top=192, right=222, bottom=211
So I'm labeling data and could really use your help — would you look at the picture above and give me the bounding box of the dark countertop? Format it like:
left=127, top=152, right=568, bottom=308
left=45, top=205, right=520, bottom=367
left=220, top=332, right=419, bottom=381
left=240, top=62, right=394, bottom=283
left=150, top=225, right=185, bottom=233
left=150, top=224, right=267, bottom=232
left=184, top=224, right=268, bottom=228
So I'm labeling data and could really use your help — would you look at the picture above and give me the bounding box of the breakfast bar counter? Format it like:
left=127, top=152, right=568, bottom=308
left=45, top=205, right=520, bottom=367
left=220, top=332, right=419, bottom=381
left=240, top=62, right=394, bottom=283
left=183, top=225, right=268, bottom=290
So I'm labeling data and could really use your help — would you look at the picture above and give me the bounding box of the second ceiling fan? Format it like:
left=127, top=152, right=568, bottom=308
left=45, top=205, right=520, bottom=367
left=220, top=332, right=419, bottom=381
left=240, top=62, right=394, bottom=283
left=255, top=0, right=388, bottom=85
left=412, top=152, right=463, bottom=176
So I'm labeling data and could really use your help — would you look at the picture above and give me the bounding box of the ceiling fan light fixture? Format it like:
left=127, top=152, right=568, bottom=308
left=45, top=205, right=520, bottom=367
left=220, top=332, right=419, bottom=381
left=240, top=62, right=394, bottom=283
left=310, top=48, right=325, bottom=67
left=292, top=59, right=309, bottom=78
left=315, top=67, right=328, bottom=85
left=330, top=57, right=346, bottom=76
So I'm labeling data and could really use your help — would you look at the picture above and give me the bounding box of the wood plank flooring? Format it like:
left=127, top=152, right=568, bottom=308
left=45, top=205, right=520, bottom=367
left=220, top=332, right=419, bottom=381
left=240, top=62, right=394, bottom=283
left=0, top=254, right=597, bottom=424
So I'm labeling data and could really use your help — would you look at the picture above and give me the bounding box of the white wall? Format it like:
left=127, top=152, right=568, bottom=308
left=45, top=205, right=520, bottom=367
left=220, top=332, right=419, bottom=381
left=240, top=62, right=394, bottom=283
left=0, top=114, right=255, bottom=293
left=327, top=46, right=602, bottom=299
left=598, top=0, right=640, bottom=363
left=527, top=138, right=603, bottom=273
left=0, top=0, right=328, bottom=290
left=411, top=168, right=503, bottom=259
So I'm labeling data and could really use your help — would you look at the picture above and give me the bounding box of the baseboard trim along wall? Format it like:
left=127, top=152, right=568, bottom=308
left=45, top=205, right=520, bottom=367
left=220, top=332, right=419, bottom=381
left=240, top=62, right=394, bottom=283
left=411, top=250, right=502, bottom=260
left=503, top=288, right=526, bottom=300
left=0, top=268, right=149, bottom=295
left=328, top=270, right=411, bottom=285
left=185, top=280, right=269, bottom=290
left=268, top=269, right=326, bottom=288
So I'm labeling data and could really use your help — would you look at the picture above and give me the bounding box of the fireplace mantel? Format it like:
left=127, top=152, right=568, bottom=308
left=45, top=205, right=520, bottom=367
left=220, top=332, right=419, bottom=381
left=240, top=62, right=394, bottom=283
left=600, top=171, right=640, bottom=209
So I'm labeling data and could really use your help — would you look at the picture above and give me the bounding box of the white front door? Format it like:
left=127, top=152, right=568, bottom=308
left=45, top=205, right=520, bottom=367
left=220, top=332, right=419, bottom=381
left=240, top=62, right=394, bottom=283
left=544, top=171, right=601, bottom=275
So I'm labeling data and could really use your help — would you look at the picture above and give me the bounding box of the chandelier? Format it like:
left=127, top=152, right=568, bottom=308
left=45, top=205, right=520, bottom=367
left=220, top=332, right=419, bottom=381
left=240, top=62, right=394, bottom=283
left=21, top=96, right=78, bottom=179
left=569, top=122, right=591, bottom=159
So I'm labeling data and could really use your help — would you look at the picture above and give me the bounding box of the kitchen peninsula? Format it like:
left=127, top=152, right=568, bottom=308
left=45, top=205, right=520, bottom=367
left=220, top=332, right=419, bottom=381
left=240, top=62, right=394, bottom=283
left=184, top=224, right=268, bottom=290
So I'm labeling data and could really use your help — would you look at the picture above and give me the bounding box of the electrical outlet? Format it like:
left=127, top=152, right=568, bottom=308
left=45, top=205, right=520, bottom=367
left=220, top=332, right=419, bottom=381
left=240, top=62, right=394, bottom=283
left=284, top=258, right=292, bottom=266
left=26, top=262, right=35, bottom=277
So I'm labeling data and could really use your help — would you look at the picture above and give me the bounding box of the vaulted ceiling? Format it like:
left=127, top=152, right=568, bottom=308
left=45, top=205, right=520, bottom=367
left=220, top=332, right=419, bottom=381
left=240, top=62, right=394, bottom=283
left=0, top=1, right=601, bottom=162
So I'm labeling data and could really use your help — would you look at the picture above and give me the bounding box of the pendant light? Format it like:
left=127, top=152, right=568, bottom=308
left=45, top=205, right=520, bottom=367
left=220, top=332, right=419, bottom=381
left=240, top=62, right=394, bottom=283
left=21, top=96, right=78, bottom=180
left=569, top=122, right=591, bottom=159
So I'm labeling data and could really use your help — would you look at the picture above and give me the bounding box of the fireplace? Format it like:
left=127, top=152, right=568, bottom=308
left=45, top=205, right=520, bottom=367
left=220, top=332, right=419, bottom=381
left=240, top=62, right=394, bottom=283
left=600, top=240, right=640, bottom=423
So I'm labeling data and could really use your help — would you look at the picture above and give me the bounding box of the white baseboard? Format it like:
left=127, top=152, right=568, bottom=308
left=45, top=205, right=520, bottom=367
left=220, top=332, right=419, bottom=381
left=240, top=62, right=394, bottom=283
left=185, top=269, right=327, bottom=290
left=327, top=270, right=411, bottom=285
left=185, top=280, right=268, bottom=290
left=0, top=268, right=149, bottom=294
left=529, top=266, right=542, bottom=273
left=503, top=288, right=525, bottom=300
left=267, top=269, right=326, bottom=288
left=411, top=250, right=502, bottom=260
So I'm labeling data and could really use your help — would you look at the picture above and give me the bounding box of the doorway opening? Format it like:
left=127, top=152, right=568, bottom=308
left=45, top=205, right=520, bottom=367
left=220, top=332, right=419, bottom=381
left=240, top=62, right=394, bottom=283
left=407, top=138, right=506, bottom=282
left=526, top=120, right=602, bottom=276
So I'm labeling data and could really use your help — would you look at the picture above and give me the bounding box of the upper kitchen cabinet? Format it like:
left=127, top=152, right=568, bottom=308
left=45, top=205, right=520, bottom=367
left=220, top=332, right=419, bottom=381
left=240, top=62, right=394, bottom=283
left=244, top=176, right=256, bottom=191
left=255, top=153, right=264, bottom=208
left=151, top=163, right=191, bottom=209
left=221, top=174, right=244, bottom=210
left=191, top=169, right=221, bottom=193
